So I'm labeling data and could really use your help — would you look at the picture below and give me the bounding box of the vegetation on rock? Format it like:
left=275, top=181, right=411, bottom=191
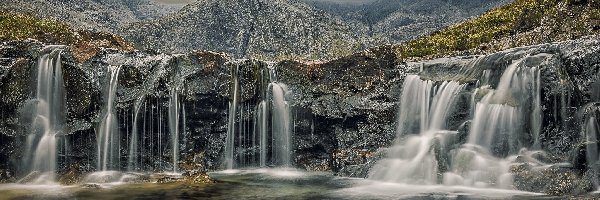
left=396, top=0, right=600, bottom=59
left=0, top=11, right=134, bottom=62
left=0, top=11, right=76, bottom=44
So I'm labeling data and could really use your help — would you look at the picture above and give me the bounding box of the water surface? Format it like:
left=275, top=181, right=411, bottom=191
left=0, top=169, right=596, bottom=200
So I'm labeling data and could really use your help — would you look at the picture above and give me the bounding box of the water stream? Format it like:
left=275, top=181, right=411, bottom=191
left=224, top=64, right=293, bottom=169
left=97, top=65, right=122, bottom=171
left=169, top=88, right=180, bottom=173
left=22, top=46, right=65, bottom=184
left=370, top=57, right=546, bottom=189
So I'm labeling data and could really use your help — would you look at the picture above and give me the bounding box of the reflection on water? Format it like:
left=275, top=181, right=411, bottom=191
left=0, top=169, right=597, bottom=200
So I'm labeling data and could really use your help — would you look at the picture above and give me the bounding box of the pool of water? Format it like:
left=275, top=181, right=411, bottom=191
left=0, top=169, right=596, bottom=200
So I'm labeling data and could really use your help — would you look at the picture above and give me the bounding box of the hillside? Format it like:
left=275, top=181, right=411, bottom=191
left=304, top=0, right=511, bottom=43
left=395, top=0, right=600, bottom=59
left=0, top=0, right=182, bottom=33
left=123, top=0, right=368, bottom=60
left=0, top=12, right=133, bottom=62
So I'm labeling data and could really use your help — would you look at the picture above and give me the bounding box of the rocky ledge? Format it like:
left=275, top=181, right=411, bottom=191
left=0, top=36, right=599, bottom=195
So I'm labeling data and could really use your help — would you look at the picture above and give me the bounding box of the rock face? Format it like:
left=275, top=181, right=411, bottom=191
left=1, top=36, right=600, bottom=195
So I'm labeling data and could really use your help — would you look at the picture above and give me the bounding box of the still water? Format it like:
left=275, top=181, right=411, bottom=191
left=0, top=169, right=596, bottom=200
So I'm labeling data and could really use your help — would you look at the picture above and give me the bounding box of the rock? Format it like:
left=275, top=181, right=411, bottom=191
left=81, top=183, right=102, bottom=189
left=58, top=164, right=83, bottom=185
left=512, top=163, right=595, bottom=195
left=156, top=176, right=179, bottom=184
left=0, top=34, right=600, bottom=197
left=0, top=169, right=16, bottom=183
left=183, top=170, right=215, bottom=184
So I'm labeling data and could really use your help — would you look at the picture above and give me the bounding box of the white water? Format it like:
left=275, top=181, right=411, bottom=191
left=468, top=58, right=541, bottom=154
left=97, top=66, right=122, bottom=171
left=371, top=56, right=545, bottom=189
left=127, top=95, right=145, bottom=172
left=224, top=64, right=293, bottom=169
left=169, top=88, right=180, bottom=173
left=585, top=116, right=600, bottom=187
left=258, top=100, right=268, bottom=167
left=369, top=75, right=466, bottom=184
left=225, top=65, right=240, bottom=169
left=270, top=82, right=292, bottom=167
left=23, top=46, right=65, bottom=184
left=440, top=58, right=544, bottom=188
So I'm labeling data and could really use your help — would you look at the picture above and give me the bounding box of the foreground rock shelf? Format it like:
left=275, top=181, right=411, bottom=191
left=0, top=36, right=599, bottom=195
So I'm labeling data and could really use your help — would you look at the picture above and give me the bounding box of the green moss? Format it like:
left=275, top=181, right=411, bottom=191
left=0, top=12, right=77, bottom=44
left=0, top=11, right=133, bottom=62
left=396, top=0, right=600, bottom=59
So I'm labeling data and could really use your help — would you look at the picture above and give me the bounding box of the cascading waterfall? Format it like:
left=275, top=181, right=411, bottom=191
left=269, top=67, right=292, bottom=167
left=258, top=99, right=268, bottom=167
left=169, top=88, right=180, bottom=173
left=444, top=58, right=543, bottom=188
left=23, top=46, right=65, bottom=183
left=369, top=75, right=466, bottom=184
left=224, top=64, right=293, bottom=169
left=127, top=95, right=145, bottom=172
left=97, top=65, right=122, bottom=171
left=583, top=107, right=600, bottom=187
left=467, top=58, right=541, bottom=155
left=225, top=65, right=240, bottom=169
left=371, top=56, right=545, bottom=189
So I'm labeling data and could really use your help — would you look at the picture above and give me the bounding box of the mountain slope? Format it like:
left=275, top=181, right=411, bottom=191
left=0, top=0, right=182, bottom=32
left=123, top=0, right=368, bottom=60
left=394, top=0, right=600, bottom=59
left=304, top=0, right=512, bottom=43
left=0, top=12, right=133, bottom=62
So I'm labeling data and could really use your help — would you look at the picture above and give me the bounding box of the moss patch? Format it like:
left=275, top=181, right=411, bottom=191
left=395, top=0, right=600, bottom=60
left=0, top=11, right=134, bottom=62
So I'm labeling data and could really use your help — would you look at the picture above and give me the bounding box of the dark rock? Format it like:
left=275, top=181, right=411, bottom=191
left=0, top=35, right=599, bottom=197
left=513, top=164, right=595, bottom=195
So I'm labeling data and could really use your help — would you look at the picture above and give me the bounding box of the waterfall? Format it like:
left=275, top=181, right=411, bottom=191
left=97, top=65, right=122, bottom=171
left=371, top=56, right=544, bottom=188
left=369, top=75, right=466, bottom=184
left=169, top=88, right=180, bottom=173
left=584, top=112, right=600, bottom=187
left=258, top=100, right=268, bottom=167
left=270, top=82, right=292, bottom=167
left=586, top=116, right=599, bottom=167
left=224, top=63, right=293, bottom=169
left=127, top=95, right=145, bottom=172
left=467, top=58, right=541, bottom=154
left=444, top=58, right=542, bottom=188
left=225, top=65, right=240, bottom=169
left=23, top=46, right=65, bottom=183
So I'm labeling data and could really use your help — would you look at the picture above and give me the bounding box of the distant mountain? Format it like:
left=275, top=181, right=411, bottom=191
left=304, top=0, right=512, bottom=42
left=0, top=0, right=183, bottom=32
left=123, top=0, right=369, bottom=60
left=0, top=0, right=511, bottom=60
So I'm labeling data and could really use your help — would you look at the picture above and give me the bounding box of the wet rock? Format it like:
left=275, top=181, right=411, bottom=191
left=0, top=35, right=600, bottom=198
left=82, top=183, right=102, bottom=189
left=0, top=169, right=16, bottom=183
left=156, top=176, right=179, bottom=184
left=334, top=148, right=386, bottom=178
left=183, top=170, right=215, bottom=184
left=512, top=164, right=595, bottom=195
left=58, top=164, right=83, bottom=185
